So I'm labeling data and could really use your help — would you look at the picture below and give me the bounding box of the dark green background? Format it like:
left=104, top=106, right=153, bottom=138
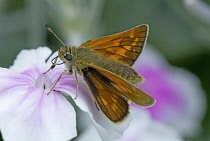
left=0, top=0, right=210, bottom=141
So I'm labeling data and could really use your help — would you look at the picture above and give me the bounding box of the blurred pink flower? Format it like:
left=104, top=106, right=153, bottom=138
left=134, top=46, right=206, bottom=137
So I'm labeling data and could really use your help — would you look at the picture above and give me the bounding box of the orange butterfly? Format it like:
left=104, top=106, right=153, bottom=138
left=46, top=24, right=155, bottom=124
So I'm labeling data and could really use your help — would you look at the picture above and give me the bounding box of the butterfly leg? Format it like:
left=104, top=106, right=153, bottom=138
left=47, top=71, right=68, bottom=95
left=73, top=67, right=79, bottom=99
left=43, top=56, right=59, bottom=74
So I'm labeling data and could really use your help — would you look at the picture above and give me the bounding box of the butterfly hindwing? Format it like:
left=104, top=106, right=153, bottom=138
left=81, top=63, right=155, bottom=108
left=81, top=67, right=129, bottom=123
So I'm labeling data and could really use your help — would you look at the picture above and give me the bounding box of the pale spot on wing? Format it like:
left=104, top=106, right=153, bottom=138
left=131, top=42, right=137, bottom=46
left=123, top=45, right=132, bottom=50
left=138, top=37, right=145, bottom=42
left=130, top=32, right=135, bottom=38
left=107, top=47, right=127, bottom=56
left=111, top=97, right=118, bottom=103
left=111, top=55, right=122, bottom=60
left=101, top=98, right=108, bottom=106
left=134, top=38, right=139, bottom=41
left=114, top=42, right=120, bottom=46
left=135, top=42, right=143, bottom=46
left=112, top=105, right=117, bottom=112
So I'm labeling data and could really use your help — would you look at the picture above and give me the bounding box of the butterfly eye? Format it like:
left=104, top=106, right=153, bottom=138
left=64, top=54, right=72, bottom=61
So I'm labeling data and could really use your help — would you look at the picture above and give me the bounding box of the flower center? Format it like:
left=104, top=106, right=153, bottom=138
left=34, top=74, right=53, bottom=89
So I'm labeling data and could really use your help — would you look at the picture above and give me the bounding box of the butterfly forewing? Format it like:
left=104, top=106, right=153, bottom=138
left=81, top=25, right=148, bottom=66
left=82, top=67, right=129, bottom=123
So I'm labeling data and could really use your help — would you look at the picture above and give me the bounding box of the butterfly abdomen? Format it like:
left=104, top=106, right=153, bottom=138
left=111, top=63, right=144, bottom=84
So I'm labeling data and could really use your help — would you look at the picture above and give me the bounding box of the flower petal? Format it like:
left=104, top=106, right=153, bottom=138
left=0, top=68, right=30, bottom=97
left=0, top=88, right=76, bottom=141
left=10, top=47, right=52, bottom=72
left=74, top=107, right=102, bottom=141
left=115, top=107, right=183, bottom=141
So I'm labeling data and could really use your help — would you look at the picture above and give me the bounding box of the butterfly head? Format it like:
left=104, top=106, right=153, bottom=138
left=58, top=46, right=73, bottom=63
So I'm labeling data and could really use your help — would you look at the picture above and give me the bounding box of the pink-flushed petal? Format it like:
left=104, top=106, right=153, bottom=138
left=0, top=88, right=76, bottom=141
left=10, top=47, right=52, bottom=73
left=20, top=64, right=49, bottom=85
left=0, top=68, right=30, bottom=97
left=21, top=63, right=66, bottom=89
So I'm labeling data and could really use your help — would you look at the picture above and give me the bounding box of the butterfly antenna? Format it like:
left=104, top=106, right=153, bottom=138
left=45, top=23, right=66, bottom=46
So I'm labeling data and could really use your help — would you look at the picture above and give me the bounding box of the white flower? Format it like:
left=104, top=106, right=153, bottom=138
left=0, top=47, right=131, bottom=141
